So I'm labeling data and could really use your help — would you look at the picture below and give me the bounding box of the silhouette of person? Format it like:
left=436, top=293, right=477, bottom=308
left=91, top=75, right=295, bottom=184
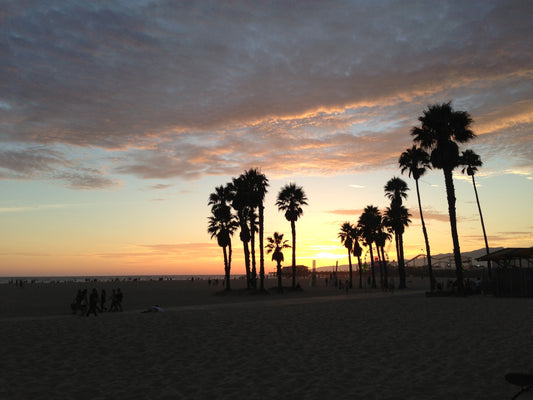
left=116, top=288, right=123, bottom=312
left=109, top=289, right=117, bottom=312
left=100, top=289, right=107, bottom=312
left=80, top=289, right=88, bottom=315
left=87, top=288, right=99, bottom=316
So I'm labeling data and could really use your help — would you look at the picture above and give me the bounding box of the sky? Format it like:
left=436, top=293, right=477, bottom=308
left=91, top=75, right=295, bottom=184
left=1, top=0, right=532, bottom=277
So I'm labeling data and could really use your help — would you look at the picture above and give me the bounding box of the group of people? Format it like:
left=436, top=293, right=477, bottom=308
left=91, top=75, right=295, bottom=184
left=71, top=288, right=123, bottom=316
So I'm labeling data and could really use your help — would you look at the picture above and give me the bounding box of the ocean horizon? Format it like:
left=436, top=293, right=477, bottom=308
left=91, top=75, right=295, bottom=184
left=0, top=274, right=242, bottom=285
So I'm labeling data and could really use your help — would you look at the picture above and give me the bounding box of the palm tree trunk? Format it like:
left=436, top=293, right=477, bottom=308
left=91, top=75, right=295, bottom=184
left=250, top=222, right=257, bottom=289
left=223, top=245, right=231, bottom=291
left=348, top=250, right=353, bottom=289
left=376, top=244, right=384, bottom=289
left=398, top=233, right=406, bottom=289
left=416, top=179, right=435, bottom=291
left=394, top=233, right=400, bottom=284
left=369, top=246, right=376, bottom=288
left=381, top=245, right=388, bottom=288
left=241, top=224, right=251, bottom=289
left=357, top=256, right=363, bottom=289
left=259, top=204, right=266, bottom=291
left=291, top=220, right=296, bottom=289
left=276, top=261, right=283, bottom=293
left=472, top=175, right=492, bottom=278
left=443, top=168, right=464, bottom=292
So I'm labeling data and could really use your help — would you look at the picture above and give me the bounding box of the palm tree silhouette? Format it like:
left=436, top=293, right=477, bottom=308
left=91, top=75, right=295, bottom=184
left=208, top=185, right=238, bottom=291
left=352, top=228, right=364, bottom=289
left=411, top=102, right=476, bottom=292
left=384, top=177, right=409, bottom=207
left=383, top=204, right=411, bottom=289
left=338, top=222, right=357, bottom=288
left=399, top=145, right=436, bottom=291
left=265, top=232, right=291, bottom=293
left=243, top=168, right=269, bottom=291
left=276, top=183, right=308, bottom=289
left=229, top=175, right=253, bottom=288
left=375, top=228, right=392, bottom=288
left=384, top=177, right=410, bottom=289
left=460, top=149, right=492, bottom=278
left=358, top=205, right=381, bottom=289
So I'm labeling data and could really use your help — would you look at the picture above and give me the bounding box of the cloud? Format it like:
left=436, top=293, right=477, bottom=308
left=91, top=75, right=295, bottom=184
left=150, top=184, right=172, bottom=190
left=0, top=146, right=119, bottom=189
left=1, top=0, right=532, bottom=181
left=327, top=209, right=365, bottom=216
left=410, top=209, right=451, bottom=223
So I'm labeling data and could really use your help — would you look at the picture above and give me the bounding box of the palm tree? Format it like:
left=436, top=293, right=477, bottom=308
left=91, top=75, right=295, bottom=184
left=276, top=183, right=308, bottom=289
left=338, top=222, right=356, bottom=288
left=208, top=185, right=238, bottom=291
left=357, top=205, right=381, bottom=289
left=242, top=168, right=269, bottom=291
left=265, top=232, right=291, bottom=293
left=383, top=204, right=411, bottom=289
left=411, top=102, right=476, bottom=292
left=375, top=228, right=392, bottom=288
left=229, top=176, right=253, bottom=288
left=399, top=145, right=436, bottom=291
left=384, top=177, right=410, bottom=289
left=352, top=228, right=364, bottom=289
left=460, top=149, right=492, bottom=278
left=384, top=177, right=409, bottom=207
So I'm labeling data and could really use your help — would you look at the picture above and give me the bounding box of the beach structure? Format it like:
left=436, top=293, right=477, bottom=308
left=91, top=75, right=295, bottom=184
left=477, top=247, right=533, bottom=296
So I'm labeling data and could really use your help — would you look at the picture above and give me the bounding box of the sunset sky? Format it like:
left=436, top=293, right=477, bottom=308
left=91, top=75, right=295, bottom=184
left=1, top=0, right=532, bottom=277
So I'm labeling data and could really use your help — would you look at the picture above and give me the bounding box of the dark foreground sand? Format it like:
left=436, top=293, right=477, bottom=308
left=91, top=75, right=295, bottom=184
left=1, top=278, right=532, bottom=399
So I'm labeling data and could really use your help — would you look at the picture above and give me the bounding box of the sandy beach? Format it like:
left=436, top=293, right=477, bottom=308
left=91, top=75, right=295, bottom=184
left=1, top=277, right=532, bottom=399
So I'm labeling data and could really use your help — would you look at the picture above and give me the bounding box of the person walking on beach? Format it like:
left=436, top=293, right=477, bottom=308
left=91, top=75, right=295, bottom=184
left=79, top=289, right=88, bottom=315
left=109, top=289, right=117, bottom=311
left=87, top=288, right=99, bottom=316
left=116, top=288, right=123, bottom=312
left=100, top=289, right=107, bottom=312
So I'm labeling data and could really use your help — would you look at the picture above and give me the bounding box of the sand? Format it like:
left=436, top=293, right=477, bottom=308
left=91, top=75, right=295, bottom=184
left=1, top=277, right=532, bottom=399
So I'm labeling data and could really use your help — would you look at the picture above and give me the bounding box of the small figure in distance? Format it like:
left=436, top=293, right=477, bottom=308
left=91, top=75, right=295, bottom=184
left=116, top=288, right=123, bottom=312
left=100, top=289, right=107, bottom=313
left=79, top=289, right=89, bottom=315
left=109, top=289, right=117, bottom=312
left=87, top=288, right=99, bottom=317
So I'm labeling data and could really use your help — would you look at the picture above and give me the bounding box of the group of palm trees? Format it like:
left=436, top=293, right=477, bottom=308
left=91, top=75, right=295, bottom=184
left=208, top=102, right=491, bottom=294
left=338, top=179, right=411, bottom=291
left=208, top=168, right=308, bottom=292
left=340, top=102, right=491, bottom=293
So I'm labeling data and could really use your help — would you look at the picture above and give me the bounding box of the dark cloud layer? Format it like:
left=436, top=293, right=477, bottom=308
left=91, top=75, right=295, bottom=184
left=1, top=0, right=532, bottom=187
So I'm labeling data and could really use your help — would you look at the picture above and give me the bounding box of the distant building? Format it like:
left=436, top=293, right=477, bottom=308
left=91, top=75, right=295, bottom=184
left=281, top=265, right=310, bottom=277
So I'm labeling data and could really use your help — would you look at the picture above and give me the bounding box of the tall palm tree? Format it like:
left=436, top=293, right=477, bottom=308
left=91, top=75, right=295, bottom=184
left=228, top=176, right=253, bottom=288
left=399, top=145, right=436, bottom=291
left=384, top=177, right=410, bottom=289
left=383, top=204, right=411, bottom=289
left=338, top=222, right=356, bottom=288
left=265, top=232, right=291, bottom=293
left=357, top=205, right=381, bottom=289
left=208, top=185, right=238, bottom=291
left=276, top=183, right=308, bottom=289
left=460, top=149, right=492, bottom=278
left=243, top=168, right=269, bottom=291
left=411, top=102, right=476, bottom=292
